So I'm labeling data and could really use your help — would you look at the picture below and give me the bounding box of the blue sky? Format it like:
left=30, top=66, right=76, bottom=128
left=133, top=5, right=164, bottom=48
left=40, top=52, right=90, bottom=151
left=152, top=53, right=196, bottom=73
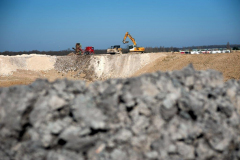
left=0, top=0, right=239, bottom=51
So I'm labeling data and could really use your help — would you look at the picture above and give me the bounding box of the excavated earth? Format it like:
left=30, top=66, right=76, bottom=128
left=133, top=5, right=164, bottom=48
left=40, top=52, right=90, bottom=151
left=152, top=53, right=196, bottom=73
left=0, top=65, right=240, bottom=160
left=0, top=52, right=240, bottom=87
left=0, top=53, right=166, bottom=87
left=0, top=52, right=240, bottom=159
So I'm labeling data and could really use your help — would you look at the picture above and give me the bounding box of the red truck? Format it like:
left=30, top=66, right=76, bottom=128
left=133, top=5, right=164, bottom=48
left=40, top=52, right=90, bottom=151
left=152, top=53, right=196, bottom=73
left=84, top=46, right=94, bottom=55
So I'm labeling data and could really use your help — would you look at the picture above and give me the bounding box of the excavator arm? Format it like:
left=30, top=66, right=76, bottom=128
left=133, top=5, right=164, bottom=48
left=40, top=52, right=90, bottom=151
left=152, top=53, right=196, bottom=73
left=122, top=32, right=145, bottom=53
left=122, top=32, right=137, bottom=46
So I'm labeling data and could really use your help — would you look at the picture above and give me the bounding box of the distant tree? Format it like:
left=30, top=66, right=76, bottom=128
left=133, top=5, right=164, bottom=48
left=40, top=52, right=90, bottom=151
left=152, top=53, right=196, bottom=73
left=233, top=46, right=239, bottom=50
left=162, top=46, right=165, bottom=52
left=227, top=42, right=230, bottom=49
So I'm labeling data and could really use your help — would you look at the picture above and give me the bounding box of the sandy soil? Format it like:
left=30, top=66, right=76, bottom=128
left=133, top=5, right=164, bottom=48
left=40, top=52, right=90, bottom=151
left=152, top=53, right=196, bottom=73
left=0, top=69, right=82, bottom=87
left=134, top=52, right=240, bottom=81
left=1, top=52, right=240, bottom=87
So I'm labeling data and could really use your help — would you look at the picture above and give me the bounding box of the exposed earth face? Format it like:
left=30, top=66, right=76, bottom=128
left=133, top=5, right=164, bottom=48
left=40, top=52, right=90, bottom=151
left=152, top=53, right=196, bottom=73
left=1, top=52, right=240, bottom=159
left=0, top=52, right=240, bottom=87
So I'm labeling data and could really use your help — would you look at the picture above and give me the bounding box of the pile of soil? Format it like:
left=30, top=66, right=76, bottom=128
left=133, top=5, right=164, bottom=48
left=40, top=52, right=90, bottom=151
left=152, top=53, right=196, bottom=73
left=134, top=52, right=240, bottom=81
left=54, top=55, right=96, bottom=81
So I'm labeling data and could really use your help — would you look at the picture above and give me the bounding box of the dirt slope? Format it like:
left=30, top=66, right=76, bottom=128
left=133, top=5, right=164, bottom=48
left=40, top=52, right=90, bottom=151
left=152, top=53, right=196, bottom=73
left=1, top=52, right=240, bottom=87
left=134, top=52, right=240, bottom=81
left=0, top=53, right=166, bottom=87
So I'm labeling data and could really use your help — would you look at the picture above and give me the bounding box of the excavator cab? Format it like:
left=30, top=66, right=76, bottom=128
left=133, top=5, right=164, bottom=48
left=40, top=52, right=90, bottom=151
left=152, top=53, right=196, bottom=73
left=111, top=45, right=121, bottom=49
left=129, top=45, right=134, bottom=49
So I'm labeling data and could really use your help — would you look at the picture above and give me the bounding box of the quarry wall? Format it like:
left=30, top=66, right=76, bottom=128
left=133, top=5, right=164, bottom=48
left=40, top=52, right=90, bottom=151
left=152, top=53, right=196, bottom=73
left=0, top=53, right=166, bottom=81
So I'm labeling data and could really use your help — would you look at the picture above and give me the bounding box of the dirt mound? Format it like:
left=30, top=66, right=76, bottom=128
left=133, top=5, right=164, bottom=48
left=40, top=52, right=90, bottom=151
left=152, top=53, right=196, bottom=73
left=0, top=54, right=56, bottom=76
left=0, top=65, right=240, bottom=160
left=67, top=52, right=77, bottom=56
left=54, top=55, right=95, bottom=81
left=134, top=52, right=240, bottom=81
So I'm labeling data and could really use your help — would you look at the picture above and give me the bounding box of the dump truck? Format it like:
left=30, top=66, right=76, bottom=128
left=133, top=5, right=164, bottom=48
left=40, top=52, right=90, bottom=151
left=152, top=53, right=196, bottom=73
left=122, top=32, right=145, bottom=53
left=84, top=46, right=94, bottom=55
left=107, top=45, right=122, bottom=54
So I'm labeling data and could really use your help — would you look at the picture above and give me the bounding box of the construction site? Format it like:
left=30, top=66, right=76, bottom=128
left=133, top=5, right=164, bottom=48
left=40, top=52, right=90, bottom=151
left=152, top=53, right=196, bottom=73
left=0, top=50, right=240, bottom=87
left=1, top=31, right=240, bottom=87
left=1, top=0, right=240, bottom=158
left=1, top=46, right=240, bottom=159
left=1, top=27, right=240, bottom=160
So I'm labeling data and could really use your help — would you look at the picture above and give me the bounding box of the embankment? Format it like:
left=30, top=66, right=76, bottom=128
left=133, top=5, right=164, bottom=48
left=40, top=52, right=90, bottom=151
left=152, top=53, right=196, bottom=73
left=0, top=54, right=56, bottom=76
left=0, top=53, right=166, bottom=84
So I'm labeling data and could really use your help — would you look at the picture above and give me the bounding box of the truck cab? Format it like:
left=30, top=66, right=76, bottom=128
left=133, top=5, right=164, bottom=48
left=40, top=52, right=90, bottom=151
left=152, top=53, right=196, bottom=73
left=84, top=46, right=94, bottom=55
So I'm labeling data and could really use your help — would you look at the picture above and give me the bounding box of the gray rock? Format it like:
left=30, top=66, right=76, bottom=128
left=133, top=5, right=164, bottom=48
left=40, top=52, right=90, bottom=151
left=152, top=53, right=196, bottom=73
left=110, top=149, right=127, bottom=160
left=60, top=125, right=81, bottom=141
left=0, top=65, right=240, bottom=160
left=41, top=133, right=53, bottom=148
left=72, top=94, right=106, bottom=129
left=196, top=140, right=216, bottom=160
left=137, top=102, right=151, bottom=116
left=121, top=92, right=135, bottom=107
left=115, top=129, right=132, bottom=142
left=132, top=115, right=149, bottom=135
left=144, top=151, right=158, bottom=159
left=48, top=95, right=66, bottom=110
left=47, top=149, right=84, bottom=160
left=177, top=142, right=195, bottom=159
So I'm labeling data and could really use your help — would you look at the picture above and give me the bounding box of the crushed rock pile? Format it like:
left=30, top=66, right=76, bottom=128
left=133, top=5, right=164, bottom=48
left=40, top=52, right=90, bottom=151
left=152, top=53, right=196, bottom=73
left=0, top=65, right=240, bottom=160
left=54, top=54, right=79, bottom=72
left=54, top=55, right=95, bottom=81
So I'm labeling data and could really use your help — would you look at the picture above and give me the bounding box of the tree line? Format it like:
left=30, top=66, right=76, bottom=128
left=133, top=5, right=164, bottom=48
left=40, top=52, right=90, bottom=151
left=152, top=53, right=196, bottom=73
left=1, top=44, right=239, bottom=56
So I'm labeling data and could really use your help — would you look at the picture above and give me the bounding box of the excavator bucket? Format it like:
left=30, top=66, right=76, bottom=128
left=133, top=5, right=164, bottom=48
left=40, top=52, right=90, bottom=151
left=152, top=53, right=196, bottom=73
left=123, top=40, right=129, bottom=44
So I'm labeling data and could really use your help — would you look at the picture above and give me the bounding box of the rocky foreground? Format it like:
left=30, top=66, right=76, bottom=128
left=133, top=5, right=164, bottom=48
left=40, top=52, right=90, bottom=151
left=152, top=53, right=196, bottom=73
left=0, top=65, right=240, bottom=160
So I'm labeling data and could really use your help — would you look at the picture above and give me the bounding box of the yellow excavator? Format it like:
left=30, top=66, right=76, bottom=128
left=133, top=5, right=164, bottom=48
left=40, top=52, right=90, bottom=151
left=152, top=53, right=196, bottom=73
left=122, top=32, right=145, bottom=53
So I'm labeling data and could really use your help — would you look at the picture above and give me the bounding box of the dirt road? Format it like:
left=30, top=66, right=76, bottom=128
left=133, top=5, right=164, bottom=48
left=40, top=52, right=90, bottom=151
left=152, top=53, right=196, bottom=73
left=0, top=52, right=240, bottom=87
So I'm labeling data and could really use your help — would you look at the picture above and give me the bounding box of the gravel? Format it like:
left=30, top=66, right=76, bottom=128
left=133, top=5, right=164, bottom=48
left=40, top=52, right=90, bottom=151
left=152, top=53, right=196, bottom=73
left=0, top=64, right=240, bottom=160
left=54, top=55, right=96, bottom=81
